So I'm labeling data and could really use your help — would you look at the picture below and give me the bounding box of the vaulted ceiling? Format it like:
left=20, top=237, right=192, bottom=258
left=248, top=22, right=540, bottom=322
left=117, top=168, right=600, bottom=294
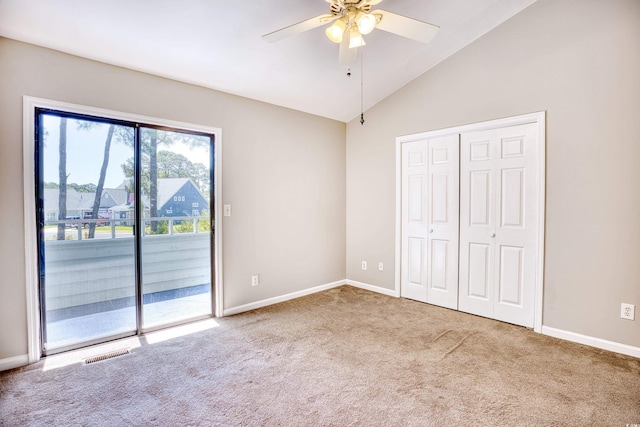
left=0, top=0, right=537, bottom=122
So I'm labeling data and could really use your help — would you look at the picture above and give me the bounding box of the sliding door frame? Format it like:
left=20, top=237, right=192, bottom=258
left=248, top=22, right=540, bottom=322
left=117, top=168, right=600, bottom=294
left=23, top=96, right=224, bottom=362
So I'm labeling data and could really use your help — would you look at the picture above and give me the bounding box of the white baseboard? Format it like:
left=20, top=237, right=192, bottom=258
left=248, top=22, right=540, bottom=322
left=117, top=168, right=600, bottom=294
left=542, top=326, right=640, bottom=359
left=223, top=280, right=345, bottom=316
left=345, top=279, right=399, bottom=298
left=0, top=354, right=29, bottom=372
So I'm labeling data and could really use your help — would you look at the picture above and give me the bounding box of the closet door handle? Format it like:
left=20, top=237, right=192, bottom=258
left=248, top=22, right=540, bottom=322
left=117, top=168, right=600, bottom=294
left=490, top=233, right=496, bottom=238
left=428, top=229, right=434, bottom=233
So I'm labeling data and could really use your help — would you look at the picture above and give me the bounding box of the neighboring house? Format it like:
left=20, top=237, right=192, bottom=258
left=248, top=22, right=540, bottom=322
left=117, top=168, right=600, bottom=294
left=44, top=178, right=208, bottom=222
left=43, top=188, right=97, bottom=221
left=156, top=178, right=208, bottom=218
left=100, top=188, right=128, bottom=210
left=100, top=188, right=131, bottom=221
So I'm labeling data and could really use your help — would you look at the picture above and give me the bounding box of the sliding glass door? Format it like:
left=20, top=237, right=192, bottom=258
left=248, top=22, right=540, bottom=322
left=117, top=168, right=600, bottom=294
left=139, top=127, right=213, bottom=329
left=36, top=110, right=214, bottom=354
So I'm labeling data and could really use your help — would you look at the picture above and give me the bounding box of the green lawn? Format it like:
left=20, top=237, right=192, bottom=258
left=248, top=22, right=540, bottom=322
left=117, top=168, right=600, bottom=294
left=95, top=225, right=133, bottom=232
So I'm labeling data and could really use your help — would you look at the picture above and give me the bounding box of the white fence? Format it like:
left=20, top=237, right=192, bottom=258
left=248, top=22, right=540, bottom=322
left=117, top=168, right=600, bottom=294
left=44, top=216, right=209, bottom=240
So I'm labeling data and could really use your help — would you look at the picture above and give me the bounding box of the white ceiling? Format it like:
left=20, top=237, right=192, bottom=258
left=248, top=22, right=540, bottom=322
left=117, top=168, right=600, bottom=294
left=0, top=0, right=537, bottom=122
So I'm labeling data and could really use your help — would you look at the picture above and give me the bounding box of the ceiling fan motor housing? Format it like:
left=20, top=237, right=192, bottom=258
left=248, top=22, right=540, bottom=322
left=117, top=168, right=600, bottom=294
left=330, top=0, right=372, bottom=16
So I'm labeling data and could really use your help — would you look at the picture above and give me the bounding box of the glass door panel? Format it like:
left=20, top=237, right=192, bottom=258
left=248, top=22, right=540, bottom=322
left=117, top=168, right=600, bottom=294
left=38, top=113, right=136, bottom=352
left=139, top=127, right=213, bottom=329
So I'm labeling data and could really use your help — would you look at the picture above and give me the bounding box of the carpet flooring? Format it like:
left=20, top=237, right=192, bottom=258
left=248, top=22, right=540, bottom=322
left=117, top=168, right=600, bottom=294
left=1, top=285, right=639, bottom=426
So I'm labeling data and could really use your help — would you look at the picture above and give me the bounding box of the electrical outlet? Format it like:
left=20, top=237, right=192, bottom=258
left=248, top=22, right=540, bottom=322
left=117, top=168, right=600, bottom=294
left=621, top=303, right=635, bottom=320
left=251, top=275, right=259, bottom=286
left=361, top=261, right=367, bottom=271
left=378, top=262, right=384, bottom=272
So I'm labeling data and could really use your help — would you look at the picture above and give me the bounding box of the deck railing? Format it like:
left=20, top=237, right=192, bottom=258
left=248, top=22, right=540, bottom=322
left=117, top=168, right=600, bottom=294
left=44, top=216, right=211, bottom=240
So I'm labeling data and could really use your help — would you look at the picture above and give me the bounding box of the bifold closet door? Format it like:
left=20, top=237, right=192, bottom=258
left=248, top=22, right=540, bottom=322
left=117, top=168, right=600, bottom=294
left=458, top=123, right=539, bottom=328
left=400, top=135, right=459, bottom=309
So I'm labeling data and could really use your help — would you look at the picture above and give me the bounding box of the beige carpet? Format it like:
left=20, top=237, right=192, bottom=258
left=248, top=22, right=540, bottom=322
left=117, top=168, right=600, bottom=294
left=1, top=285, right=639, bottom=426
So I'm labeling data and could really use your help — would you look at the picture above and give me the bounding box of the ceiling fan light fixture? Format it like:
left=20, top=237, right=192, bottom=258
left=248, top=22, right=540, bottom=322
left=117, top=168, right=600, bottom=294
left=349, top=28, right=366, bottom=48
left=325, top=19, right=346, bottom=43
left=356, top=12, right=377, bottom=35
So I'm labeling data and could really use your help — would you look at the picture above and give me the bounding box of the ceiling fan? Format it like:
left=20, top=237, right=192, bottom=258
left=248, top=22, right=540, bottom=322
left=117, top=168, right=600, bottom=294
left=262, top=0, right=440, bottom=66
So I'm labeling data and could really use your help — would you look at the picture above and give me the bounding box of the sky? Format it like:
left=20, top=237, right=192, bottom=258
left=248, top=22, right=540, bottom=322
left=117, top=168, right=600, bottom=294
left=42, top=114, right=210, bottom=189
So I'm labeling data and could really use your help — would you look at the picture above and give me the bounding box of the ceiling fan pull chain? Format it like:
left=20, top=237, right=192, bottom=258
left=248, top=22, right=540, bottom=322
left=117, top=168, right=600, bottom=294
left=360, top=47, right=365, bottom=125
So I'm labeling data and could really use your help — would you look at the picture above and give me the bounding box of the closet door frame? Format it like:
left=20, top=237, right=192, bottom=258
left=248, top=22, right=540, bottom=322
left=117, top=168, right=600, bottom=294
left=395, top=111, right=546, bottom=332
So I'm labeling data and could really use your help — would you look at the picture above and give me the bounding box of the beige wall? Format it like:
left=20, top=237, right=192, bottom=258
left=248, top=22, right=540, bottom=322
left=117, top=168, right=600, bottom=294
left=346, top=0, right=640, bottom=347
left=1, top=0, right=639, bottom=362
left=0, top=38, right=346, bottom=360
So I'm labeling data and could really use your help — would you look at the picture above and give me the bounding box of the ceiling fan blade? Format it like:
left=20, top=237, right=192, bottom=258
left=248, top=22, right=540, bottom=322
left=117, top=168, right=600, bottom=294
left=374, top=9, right=439, bottom=44
left=263, top=14, right=336, bottom=42
left=339, top=30, right=357, bottom=67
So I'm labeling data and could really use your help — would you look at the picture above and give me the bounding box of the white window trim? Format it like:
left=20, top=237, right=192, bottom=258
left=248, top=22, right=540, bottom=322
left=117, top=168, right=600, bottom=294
left=22, top=96, right=224, bottom=363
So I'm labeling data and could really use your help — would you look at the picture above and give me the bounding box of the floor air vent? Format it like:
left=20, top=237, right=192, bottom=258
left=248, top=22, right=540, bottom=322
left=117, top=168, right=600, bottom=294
left=83, top=348, right=130, bottom=365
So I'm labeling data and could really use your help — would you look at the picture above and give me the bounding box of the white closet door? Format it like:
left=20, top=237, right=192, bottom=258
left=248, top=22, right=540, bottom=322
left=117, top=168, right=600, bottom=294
left=426, top=135, right=459, bottom=309
left=493, top=124, right=538, bottom=327
left=401, top=140, right=429, bottom=302
left=459, top=129, right=496, bottom=318
left=459, top=123, right=538, bottom=327
left=401, top=135, right=459, bottom=307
